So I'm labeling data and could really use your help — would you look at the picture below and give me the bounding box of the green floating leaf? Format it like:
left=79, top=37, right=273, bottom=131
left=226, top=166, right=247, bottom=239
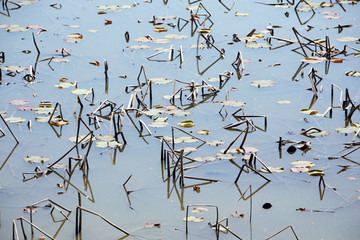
left=336, top=36, right=360, bottom=42
left=235, top=12, right=249, bottom=16
left=220, top=100, right=246, bottom=107
left=291, top=160, right=315, bottom=168
left=52, top=58, right=70, bottom=63
left=308, top=169, right=325, bottom=177
left=149, top=78, right=173, bottom=85
left=5, top=117, right=26, bottom=123
left=215, top=153, right=236, bottom=160
left=97, top=5, right=123, bottom=12
left=35, top=116, right=50, bottom=122
left=183, top=216, right=204, bottom=222
left=193, top=156, right=216, bottom=162
left=24, top=156, right=50, bottom=164
left=245, top=41, right=271, bottom=48
left=6, top=25, right=29, bottom=32
left=260, top=166, right=284, bottom=173
left=1, top=66, right=28, bottom=73
left=34, top=107, right=55, bottom=114
left=300, top=108, right=321, bottom=116
left=163, top=136, right=198, bottom=143
left=69, top=134, right=95, bottom=143
left=301, top=128, right=330, bottom=137
left=142, top=108, right=165, bottom=116
left=71, top=88, right=91, bottom=95
left=178, top=119, right=195, bottom=128
left=250, top=80, right=276, bottom=87
left=197, top=129, right=210, bottom=135
left=156, top=15, right=177, bottom=20
left=96, top=135, right=115, bottom=142
left=335, top=126, right=360, bottom=134
left=167, top=109, right=192, bottom=117
left=94, top=141, right=122, bottom=148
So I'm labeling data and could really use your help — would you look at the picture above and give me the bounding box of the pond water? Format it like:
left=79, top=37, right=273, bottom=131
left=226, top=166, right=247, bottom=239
left=0, top=0, right=360, bottom=239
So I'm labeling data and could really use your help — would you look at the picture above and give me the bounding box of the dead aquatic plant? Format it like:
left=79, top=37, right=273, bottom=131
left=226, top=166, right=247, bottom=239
left=0, top=113, right=19, bottom=143
left=168, top=79, right=219, bottom=105
left=266, top=225, right=299, bottom=240
left=146, top=45, right=184, bottom=67
left=12, top=198, right=71, bottom=240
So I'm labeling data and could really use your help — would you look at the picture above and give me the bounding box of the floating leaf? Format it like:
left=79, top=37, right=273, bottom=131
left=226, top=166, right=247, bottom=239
left=178, top=119, right=195, bottom=128
left=308, top=169, right=325, bottom=177
left=290, top=167, right=309, bottom=173
left=52, top=58, right=70, bottom=63
left=144, top=223, right=161, bottom=228
left=9, top=99, right=29, bottom=106
left=207, top=140, right=224, bottom=146
left=197, top=28, right=212, bottom=34
left=301, top=128, right=330, bottom=137
left=235, top=12, right=249, bottom=16
left=94, top=141, right=122, bottom=148
left=167, top=109, right=192, bottom=117
left=149, top=120, right=168, bottom=128
left=0, top=110, right=7, bottom=117
left=291, top=160, right=315, bottom=168
left=54, top=82, right=75, bottom=89
left=24, top=156, right=50, bottom=164
left=231, top=211, right=244, bottom=218
left=143, top=108, right=165, bottom=116
left=153, top=27, right=168, bottom=33
left=347, top=177, right=357, bottom=181
left=183, top=216, right=204, bottom=222
left=193, top=156, right=216, bottom=162
left=17, top=106, right=34, bottom=111
left=300, top=108, right=321, bottom=116
left=301, top=57, right=326, bottom=63
left=345, top=70, right=360, bottom=77
left=5, top=117, right=26, bottom=123
left=163, top=105, right=177, bottom=111
left=177, top=147, right=197, bottom=153
left=35, top=116, right=51, bottom=122
left=149, top=78, right=173, bottom=85
left=197, top=129, right=210, bottom=135
left=1, top=66, right=28, bottom=73
left=243, top=146, right=258, bottom=153
left=69, top=135, right=95, bottom=143
left=260, top=166, right=284, bottom=173
left=215, top=153, right=236, bottom=160
left=6, top=25, right=29, bottom=32
left=336, top=37, right=359, bottom=42
left=277, top=100, right=291, bottom=104
left=220, top=100, right=246, bottom=107
left=192, top=207, right=208, bottom=213
left=71, top=88, right=91, bottom=95
left=163, top=94, right=180, bottom=100
left=34, top=107, right=55, bottom=114
left=50, top=118, right=69, bottom=126
left=220, top=148, right=240, bottom=154
left=245, top=41, right=271, bottom=48
left=335, top=126, right=360, bottom=134
left=95, top=135, right=115, bottom=142
left=26, top=24, right=44, bottom=30
left=127, top=45, right=151, bottom=50
left=250, top=80, right=276, bottom=87
left=164, top=34, right=188, bottom=39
